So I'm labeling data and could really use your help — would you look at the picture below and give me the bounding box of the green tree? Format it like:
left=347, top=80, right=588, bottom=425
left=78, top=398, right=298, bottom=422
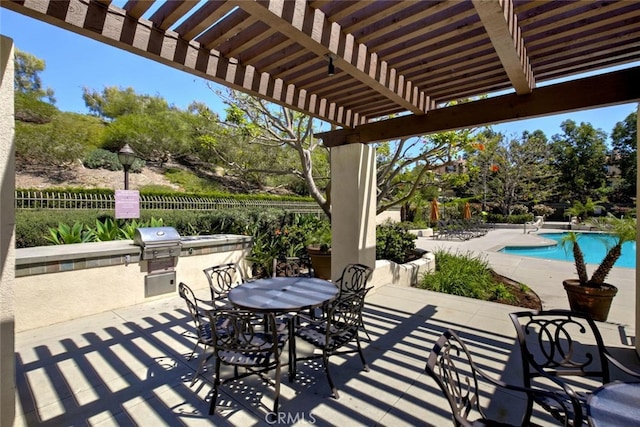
left=376, top=130, right=471, bottom=215
left=610, top=109, right=637, bottom=202
left=14, top=49, right=57, bottom=124
left=214, top=89, right=471, bottom=218
left=467, top=130, right=556, bottom=215
left=14, top=49, right=55, bottom=102
left=15, top=112, right=105, bottom=166
left=214, top=89, right=331, bottom=214
left=551, top=120, right=608, bottom=203
left=82, top=86, right=171, bottom=120
left=102, top=110, right=199, bottom=164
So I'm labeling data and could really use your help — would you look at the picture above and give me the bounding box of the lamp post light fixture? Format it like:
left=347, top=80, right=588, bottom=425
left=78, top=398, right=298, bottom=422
left=117, top=143, right=136, bottom=190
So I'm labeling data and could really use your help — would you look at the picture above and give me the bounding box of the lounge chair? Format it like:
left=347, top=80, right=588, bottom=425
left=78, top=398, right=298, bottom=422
left=524, top=216, right=544, bottom=234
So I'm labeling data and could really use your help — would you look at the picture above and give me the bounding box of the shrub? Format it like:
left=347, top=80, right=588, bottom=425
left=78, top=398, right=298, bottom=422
left=83, top=148, right=145, bottom=172
left=485, top=213, right=534, bottom=224
left=532, top=204, right=555, bottom=216
left=418, top=249, right=513, bottom=302
left=376, top=221, right=416, bottom=263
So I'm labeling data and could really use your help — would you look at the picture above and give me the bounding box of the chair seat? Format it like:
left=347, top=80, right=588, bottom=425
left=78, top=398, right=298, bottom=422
left=296, top=322, right=358, bottom=350
left=471, top=419, right=518, bottom=427
left=218, top=350, right=275, bottom=366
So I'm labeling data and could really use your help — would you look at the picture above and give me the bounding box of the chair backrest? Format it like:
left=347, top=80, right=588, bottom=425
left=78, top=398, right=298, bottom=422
left=325, top=289, right=368, bottom=348
left=425, top=329, right=486, bottom=426
left=336, top=263, right=373, bottom=296
left=203, top=263, right=246, bottom=304
left=509, top=309, right=610, bottom=386
left=207, top=309, right=281, bottom=360
left=178, top=282, right=206, bottom=338
left=272, top=255, right=313, bottom=278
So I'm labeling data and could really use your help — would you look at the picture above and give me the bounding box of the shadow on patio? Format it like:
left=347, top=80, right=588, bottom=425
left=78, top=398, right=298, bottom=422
left=14, top=284, right=633, bottom=426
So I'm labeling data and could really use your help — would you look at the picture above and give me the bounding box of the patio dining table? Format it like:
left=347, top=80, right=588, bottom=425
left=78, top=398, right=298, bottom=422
left=227, top=276, right=339, bottom=379
left=587, top=381, right=640, bottom=427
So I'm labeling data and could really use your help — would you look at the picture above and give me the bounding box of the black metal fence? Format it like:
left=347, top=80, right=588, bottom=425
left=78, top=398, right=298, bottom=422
left=15, top=191, right=325, bottom=214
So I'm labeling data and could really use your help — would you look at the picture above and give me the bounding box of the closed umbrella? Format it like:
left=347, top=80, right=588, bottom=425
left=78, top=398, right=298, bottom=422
left=430, top=198, right=439, bottom=223
left=463, top=202, right=471, bottom=220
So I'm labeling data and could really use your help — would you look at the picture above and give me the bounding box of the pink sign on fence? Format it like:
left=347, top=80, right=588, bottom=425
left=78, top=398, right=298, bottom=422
left=115, top=190, right=140, bottom=219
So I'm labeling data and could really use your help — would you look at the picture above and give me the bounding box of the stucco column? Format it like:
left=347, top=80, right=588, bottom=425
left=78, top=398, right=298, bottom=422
left=330, top=143, right=376, bottom=281
left=0, top=35, right=16, bottom=426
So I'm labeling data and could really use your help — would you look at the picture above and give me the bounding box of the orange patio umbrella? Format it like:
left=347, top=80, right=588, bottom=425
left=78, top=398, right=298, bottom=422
left=430, top=198, right=439, bottom=223
left=463, top=202, right=472, bottom=220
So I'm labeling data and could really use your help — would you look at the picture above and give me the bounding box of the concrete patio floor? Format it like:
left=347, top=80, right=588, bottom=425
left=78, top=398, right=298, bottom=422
left=13, top=228, right=638, bottom=426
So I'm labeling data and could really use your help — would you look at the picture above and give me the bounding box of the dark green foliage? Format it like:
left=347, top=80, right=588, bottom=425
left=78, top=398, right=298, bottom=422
left=15, top=112, right=104, bottom=166
left=45, top=222, right=95, bottom=244
left=14, top=92, right=57, bottom=124
left=376, top=221, right=416, bottom=263
left=83, top=148, right=144, bottom=172
left=485, top=213, right=533, bottom=224
left=247, top=214, right=330, bottom=278
left=16, top=210, right=111, bottom=248
left=419, top=249, right=514, bottom=302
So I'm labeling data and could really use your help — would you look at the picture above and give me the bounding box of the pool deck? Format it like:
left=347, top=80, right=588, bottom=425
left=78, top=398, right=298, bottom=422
left=414, top=225, right=636, bottom=328
left=12, top=225, right=637, bottom=426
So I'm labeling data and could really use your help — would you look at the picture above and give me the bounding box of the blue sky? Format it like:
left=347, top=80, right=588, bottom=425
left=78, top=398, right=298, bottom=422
left=2, top=7, right=638, bottom=142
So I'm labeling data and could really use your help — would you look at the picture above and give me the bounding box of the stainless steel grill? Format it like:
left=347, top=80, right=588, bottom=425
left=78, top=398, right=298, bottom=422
left=133, top=227, right=181, bottom=260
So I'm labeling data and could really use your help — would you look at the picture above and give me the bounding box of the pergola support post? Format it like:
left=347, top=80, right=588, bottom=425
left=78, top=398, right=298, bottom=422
left=330, top=143, right=377, bottom=281
left=0, top=35, right=16, bottom=426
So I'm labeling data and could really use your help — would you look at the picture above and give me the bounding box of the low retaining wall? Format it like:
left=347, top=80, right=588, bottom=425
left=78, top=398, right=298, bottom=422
left=369, top=250, right=436, bottom=291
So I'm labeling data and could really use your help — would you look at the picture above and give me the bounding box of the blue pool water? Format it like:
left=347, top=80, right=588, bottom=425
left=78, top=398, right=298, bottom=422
left=500, top=232, right=636, bottom=268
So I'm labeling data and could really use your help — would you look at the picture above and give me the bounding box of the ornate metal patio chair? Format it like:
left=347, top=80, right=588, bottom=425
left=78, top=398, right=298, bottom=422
left=425, top=329, right=582, bottom=427
left=272, top=254, right=314, bottom=278
left=202, top=263, right=247, bottom=309
left=178, top=282, right=216, bottom=386
left=509, top=309, right=640, bottom=424
left=335, top=263, right=374, bottom=340
left=292, top=288, right=370, bottom=399
left=207, top=309, right=288, bottom=415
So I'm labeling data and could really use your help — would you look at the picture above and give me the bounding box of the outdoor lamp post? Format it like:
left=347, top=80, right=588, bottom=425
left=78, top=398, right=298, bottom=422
left=117, top=143, right=136, bottom=190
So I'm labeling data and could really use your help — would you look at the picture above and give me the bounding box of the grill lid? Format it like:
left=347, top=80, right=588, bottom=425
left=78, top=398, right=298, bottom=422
left=133, top=227, right=181, bottom=247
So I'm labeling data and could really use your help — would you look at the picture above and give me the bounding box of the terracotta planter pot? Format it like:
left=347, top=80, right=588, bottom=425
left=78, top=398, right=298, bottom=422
left=306, top=246, right=331, bottom=280
left=562, top=279, right=618, bottom=322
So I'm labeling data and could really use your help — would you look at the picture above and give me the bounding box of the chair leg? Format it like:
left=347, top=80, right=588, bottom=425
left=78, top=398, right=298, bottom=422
left=289, top=320, right=297, bottom=382
left=209, top=358, right=221, bottom=415
left=191, top=345, right=211, bottom=386
left=356, top=336, right=369, bottom=372
left=359, top=316, right=372, bottom=341
left=187, top=342, right=198, bottom=360
left=273, top=360, right=282, bottom=413
left=322, top=352, right=339, bottom=399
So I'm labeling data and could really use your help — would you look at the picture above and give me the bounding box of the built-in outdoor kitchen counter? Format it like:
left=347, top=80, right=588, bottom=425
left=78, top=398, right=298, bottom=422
left=14, top=234, right=253, bottom=332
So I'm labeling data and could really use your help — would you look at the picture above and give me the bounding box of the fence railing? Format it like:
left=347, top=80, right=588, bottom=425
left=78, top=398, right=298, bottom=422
left=15, top=191, right=325, bottom=214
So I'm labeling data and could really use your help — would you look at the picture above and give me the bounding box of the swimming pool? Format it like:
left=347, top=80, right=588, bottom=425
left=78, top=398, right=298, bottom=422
left=500, top=232, right=636, bottom=268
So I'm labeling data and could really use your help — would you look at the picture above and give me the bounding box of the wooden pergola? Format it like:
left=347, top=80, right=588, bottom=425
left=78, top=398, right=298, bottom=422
left=3, top=0, right=639, bottom=139
left=1, top=2, right=640, bottom=424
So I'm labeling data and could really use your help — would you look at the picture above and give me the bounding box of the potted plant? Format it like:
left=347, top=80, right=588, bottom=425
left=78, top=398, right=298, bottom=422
left=560, top=214, right=636, bottom=321
left=305, top=222, right=332, bottom=280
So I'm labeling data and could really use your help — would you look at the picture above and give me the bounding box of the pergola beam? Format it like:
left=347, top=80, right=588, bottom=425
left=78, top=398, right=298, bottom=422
left=231, top=0, right=429, bottom=116
left=473, top=0, right=534, bottom=95
left=317, top=66, right=640, bottom=146
left=1, top=0, right=356, bottom=127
